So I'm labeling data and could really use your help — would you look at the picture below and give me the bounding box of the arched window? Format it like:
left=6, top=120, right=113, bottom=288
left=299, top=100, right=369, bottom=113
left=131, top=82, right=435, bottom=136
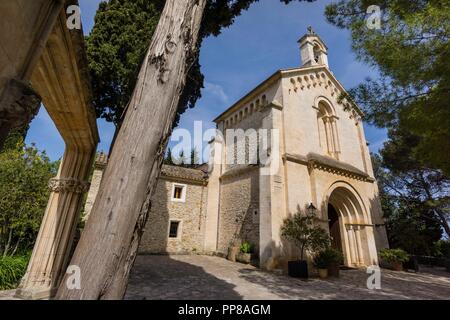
left=313, top=44, right=322, bottom=64
left=317, top=100, right=340, bottom=159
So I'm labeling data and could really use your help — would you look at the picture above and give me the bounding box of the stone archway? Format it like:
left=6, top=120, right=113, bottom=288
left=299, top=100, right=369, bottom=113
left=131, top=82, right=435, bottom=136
left=326, top=183, right=378, bottom=267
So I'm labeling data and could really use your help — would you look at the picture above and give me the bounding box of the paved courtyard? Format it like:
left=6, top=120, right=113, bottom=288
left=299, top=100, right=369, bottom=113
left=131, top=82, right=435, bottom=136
left=125, top=255, right=450, bottom=300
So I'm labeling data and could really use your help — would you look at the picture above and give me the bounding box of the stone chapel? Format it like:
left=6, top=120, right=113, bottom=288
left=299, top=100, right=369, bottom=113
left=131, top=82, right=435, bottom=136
left=85, top=29, right=389, bottom=271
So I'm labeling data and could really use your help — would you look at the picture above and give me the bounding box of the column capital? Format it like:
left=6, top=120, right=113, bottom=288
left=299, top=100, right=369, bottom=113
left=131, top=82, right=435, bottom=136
left=48, top=178, right=90, bottom=194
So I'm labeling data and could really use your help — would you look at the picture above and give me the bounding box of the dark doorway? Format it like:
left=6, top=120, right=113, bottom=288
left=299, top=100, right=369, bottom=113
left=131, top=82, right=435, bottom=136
left=328, top=204, right=343, bottom=252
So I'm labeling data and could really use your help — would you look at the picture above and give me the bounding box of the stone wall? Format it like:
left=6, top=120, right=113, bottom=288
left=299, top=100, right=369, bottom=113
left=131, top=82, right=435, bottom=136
left=217, top=167, right=260, bottom=255
left=139, top=177, right=208, bottom=254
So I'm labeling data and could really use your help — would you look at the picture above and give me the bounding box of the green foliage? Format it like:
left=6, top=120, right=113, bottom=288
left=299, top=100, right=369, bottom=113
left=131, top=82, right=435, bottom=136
left=240, top=242, right=253, bottom=254
left=163, top=148, right=175, bottom=165
left=0, top=253, right=30, bottom=290
left=86, top=0, right=165, bottom=126
left=281, top=209, right=330, bottom=260
left=164, top=147, right=203, bottom=167
left=433, top=240, right=450, bottom=258
left=87, top=0, right=315, bottom=129
left=379, top=248, right=409, bottom=263
left=372, top=139, right=450, bottom=251
left=326, top=0, right=450, bottom=175
left=313, top=248, right=343, bottom=269
left=0, top=140, right=58, bottom=256
left=2, top=125, right=29, bottom=152
left=190, top=148, right=200, bottom=166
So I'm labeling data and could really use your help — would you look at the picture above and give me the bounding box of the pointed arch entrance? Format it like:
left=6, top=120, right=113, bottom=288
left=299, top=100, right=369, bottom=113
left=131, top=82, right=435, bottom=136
left=325, top=182, right=378, bottom=267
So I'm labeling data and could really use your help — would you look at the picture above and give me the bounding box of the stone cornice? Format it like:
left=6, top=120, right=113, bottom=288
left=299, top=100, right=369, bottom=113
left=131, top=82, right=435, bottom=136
left=161, top=175, right=208, bottom=186
left=48, top=178, right=90, bottom=194
left=160, top=165, right=208, bottom=186
left=283, top=152, right=375, bottom=183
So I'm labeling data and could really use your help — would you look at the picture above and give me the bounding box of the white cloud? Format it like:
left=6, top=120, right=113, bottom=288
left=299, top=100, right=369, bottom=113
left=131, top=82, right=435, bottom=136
left=204, top=82, right=229, bottom=104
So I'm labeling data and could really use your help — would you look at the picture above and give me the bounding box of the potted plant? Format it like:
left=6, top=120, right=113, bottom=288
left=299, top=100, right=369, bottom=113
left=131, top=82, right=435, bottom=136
left=281, top=209, right=329, bottom=279
left=379, top=248, right=409, bottom=271
left=227, top=244, right=240, bottom=262
left=323, top=248, right=344, bottom=277
left=313, top=248, right=343, bottom=279
left=236, top=242, right=253, bottom=264
left=313, top=250, right=331, bottom=279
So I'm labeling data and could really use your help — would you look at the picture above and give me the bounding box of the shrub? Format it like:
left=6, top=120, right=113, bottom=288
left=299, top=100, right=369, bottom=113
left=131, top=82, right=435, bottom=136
left=0, top=254, right=30, bottom=290
left=379, top=248, right=409, bottom=264
left=433, top=240, right=450, bottom=258
left=240, top=242, right=253, bottom=254
left=313, top=248, right=344, bottom=269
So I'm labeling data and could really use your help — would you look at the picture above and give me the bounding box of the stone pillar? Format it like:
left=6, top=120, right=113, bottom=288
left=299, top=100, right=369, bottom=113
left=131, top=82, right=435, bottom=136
left=354, top=226, right=365, bottom=266
left=204, top=127, right=224, bottom=253
left=259, top=103, right=285, bottom=270
left=331, top=118, right=340, bottom=158
left=259, top=110, right=274, bottom=269
left=347, top=225, right=358, bottom=266
left=83, top=153, right=108, bottom=222
left=364, top=225, right=380, bottom=266
left=16, top=147, right=94, bottom=300
left=323, top=117, right=332, bottom=155
left=340, top=218, right=352, bottom=266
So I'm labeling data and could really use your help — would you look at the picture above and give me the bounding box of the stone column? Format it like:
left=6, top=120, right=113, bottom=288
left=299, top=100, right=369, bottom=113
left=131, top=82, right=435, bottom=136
left=331, top=118, right=340, bottom=158
left=323, top=117, right=333, bottom=155
left=83, top=153, right=108, bottom=222
left=354, top=226, right=365, bottom=266
left=16, top=147, right=94, bottom=300
left=340, top=218, right=352, bottom=266
left=347, top=225, right=359, bottom=266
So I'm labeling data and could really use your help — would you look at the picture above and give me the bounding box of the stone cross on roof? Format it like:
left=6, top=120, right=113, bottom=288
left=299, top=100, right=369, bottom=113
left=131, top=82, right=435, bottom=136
left=307, top=26, right=316, bottom=35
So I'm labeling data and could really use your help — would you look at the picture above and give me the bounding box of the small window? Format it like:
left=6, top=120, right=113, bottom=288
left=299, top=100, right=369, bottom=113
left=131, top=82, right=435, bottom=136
left=174, top=186, right=183, bottom=199
left=171, top=183, right=187, bottom=202
left=169, top=221, right=180, bottom=238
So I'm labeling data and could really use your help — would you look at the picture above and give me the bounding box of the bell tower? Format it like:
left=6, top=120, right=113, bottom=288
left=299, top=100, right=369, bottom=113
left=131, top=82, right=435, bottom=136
left=298, top=26, right=329, bottom=68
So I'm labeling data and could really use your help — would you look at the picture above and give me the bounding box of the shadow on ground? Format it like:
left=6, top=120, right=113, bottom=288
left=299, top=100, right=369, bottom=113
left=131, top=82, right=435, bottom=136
left=125, top=255, right=450, bottom=300
left=125, top=255, right=242, bottom=300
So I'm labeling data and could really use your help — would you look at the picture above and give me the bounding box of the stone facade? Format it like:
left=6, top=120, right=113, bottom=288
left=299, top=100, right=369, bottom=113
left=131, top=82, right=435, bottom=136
left=207, top=29, right=389, bottom=270
left=85, top=29, right=389, bottom=271
left=217, top=166, right=260, bottom=254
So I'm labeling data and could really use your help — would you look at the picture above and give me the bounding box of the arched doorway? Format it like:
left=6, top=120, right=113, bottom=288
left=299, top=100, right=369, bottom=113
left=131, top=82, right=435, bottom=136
left=326, top=184, right=378, bottom=267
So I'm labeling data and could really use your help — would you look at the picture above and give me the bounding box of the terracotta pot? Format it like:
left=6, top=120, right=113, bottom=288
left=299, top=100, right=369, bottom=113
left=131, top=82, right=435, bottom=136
left=318, top=268, right=328, bottom=279
left=227, top=246, right=239, bottom=262
left=391, top=261, right=403, bottom=271
left=236, top=252, right=252, bottom=264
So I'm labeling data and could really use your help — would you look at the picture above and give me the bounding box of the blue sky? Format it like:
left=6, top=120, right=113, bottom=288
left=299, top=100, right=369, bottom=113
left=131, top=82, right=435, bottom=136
left=26, top=0, right=387, bottom=161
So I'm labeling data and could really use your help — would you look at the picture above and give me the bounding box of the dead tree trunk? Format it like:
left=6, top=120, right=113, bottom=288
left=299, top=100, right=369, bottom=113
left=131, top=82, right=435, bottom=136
left=56, top=0, right=207, bottom=300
